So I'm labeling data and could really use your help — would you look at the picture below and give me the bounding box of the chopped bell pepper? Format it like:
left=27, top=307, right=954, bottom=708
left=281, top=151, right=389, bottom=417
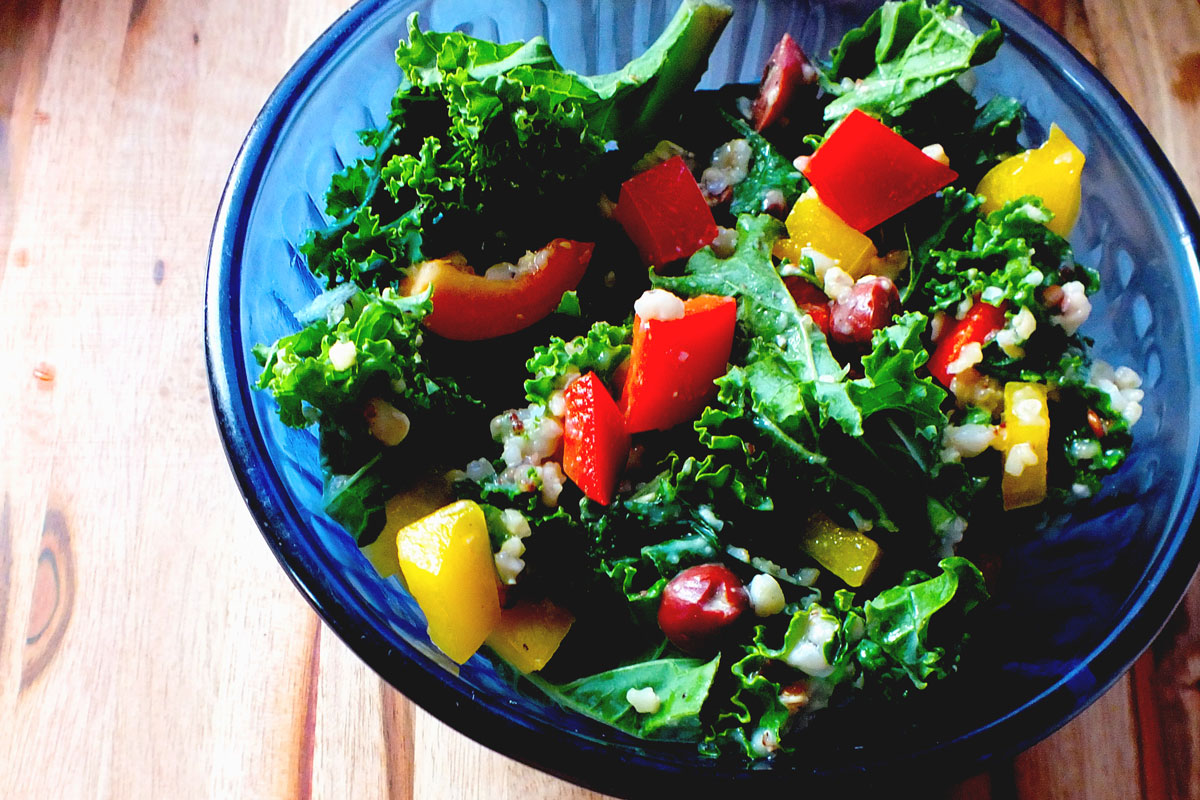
left=614, top=155, right=719, bottom=266
left=799, top=512, right=882, bottom=588
left=773, top=190, right=878, bottom=280
left=801, top=109, right=959, bottom=232
left=619, top=294, right=737, bottom=433
left=1000, top=382, right=1050, bottom=510
left=360, top=476, right=454, bottom=578
left=402, top=239, right=594, bottom=341
left=562, top=371, right=631, bottom=505
left=928, top=299, right=1008, bottom=388
left=485, top=598, right=575, bottom=674
left=976, top=123, right=1085, bottom=237
left=394, top=500, right=501, bottom=664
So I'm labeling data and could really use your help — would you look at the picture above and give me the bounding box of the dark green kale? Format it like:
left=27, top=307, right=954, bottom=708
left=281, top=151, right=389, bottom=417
left=253, top=288, right=470, bottom=428
left=253, top=287, right=478, bottom=539
left=523, top=321, right=631, bottom=406
left=819, top=0, right=1003, bottom=125
left=724, top=115, right=807, bottom=217
left=706, top=557, right=987, bottom=757
left=655, top=214, right=950, bottom=536
left=302, top=3, right=731, bottom=289
left=918, top=195, right=1098, bottom=313
left=528, top=655, right=721, bottom=741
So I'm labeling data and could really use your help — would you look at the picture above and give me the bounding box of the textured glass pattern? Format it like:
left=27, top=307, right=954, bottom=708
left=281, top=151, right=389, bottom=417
left=207, top=0, right=1200, bottom=788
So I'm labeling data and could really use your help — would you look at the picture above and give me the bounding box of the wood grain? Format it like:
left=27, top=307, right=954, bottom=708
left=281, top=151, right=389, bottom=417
left=0, top=0, right=1196, bottom=798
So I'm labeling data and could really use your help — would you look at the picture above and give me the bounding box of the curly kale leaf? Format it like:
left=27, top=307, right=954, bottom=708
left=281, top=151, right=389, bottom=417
left=652, top=213, right=861, bottom=435
left=821, top=0, right=1003, bottom=124
left=920, top=195, right=1097, bottom=313
left=302, top=4, right=730, bottom=289
left=253, top=287, right=479, bottom=540
left=887, top=83, right=1024, bottom=187
left=253, top=287, right=473, bottom=428
left=851, top=311, right=946, bottom=428
left=529, top=655, right=721, bottom=741
left=524, top=321, right=632, bottom=406
left=724, top=114, right=807, bottom=216
left=654, top=215, right=954, bottom=532
left=707, top=557, right=987, bottom=757
left=856, top=556, right=988, bottom=690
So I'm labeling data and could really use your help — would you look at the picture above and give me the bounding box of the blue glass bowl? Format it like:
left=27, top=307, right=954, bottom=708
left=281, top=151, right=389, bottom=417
left=206, top=0, right=1200, bottom=792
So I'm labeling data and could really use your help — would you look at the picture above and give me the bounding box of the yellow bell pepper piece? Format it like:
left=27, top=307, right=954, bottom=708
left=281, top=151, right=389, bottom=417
left=395, top=500, right=500, bottom=664
left=359, top=476, right=454, bottom=578
left=799, top=513, right=882, bottom=588
left=773, top=190, right=878, bottom=279
left=976, top=124, right=1085, bottom=237
left=1000, top=382, right=1050, bottom=510
left=486, top=598, right=575, bottom=674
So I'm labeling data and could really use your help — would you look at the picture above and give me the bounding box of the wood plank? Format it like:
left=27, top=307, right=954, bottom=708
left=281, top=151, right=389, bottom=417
left=0, top=0, right=1197, bottom=798
left=1132, top=594, right=1200, bottom=800
left=1012, top=677, right=1143, bottom=800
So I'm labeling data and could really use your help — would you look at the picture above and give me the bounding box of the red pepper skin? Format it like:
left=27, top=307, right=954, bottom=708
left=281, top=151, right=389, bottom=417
left=562, top=372, right=630, bottom=506
left=405, top=239, right=594, bottom=341
left=802, top=109, right=959, bottom=232
left=620, top=295, right=737, bottom=433
left=614, top=156, right=719, bottom=267
left=751, top=33, right=814, bottom=132
left=928, top=300, right=1008, bottom=387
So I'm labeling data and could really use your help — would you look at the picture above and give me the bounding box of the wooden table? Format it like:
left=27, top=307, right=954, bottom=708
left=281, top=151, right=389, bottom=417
left=2, top=0, right=1198, bottom=797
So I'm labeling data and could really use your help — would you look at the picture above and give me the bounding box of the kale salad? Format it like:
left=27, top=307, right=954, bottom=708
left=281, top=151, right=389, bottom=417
left=252, top=0, right=1144, bottom=760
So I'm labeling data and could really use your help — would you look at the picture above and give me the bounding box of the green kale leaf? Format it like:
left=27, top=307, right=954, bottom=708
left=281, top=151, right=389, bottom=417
left=707, top=557, right=987, bottom=756
left=301, top=4, right=731, bottom=289
left=530, top=656, right=721, bottom=741
left=253, top=287, right=472, bottom=428
left=253, top=287, right=478, bottom=540
left=857, top=556, right=988, bottom=689
left=651, top=213, right=860, bottom=435
left=921, top=195, right=1095, bottom=313
left=821, top=0, right=1003, bottom=124
left=524, top=321, right=631, bottom=406
left=577, top=1, right=733, bottom=140
left=656, top=215, right=956, bottom=532
left=724, top=115, right=807, bottom=216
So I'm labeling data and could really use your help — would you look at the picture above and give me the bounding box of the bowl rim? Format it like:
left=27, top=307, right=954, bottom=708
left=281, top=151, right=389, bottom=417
left=205, top=0, right=1200, bottom=793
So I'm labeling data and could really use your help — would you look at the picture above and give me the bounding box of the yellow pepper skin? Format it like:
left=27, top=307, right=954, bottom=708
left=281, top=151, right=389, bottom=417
left=976, top=124, right=1085, bottom=237
left=395, top=500, right=500, bottom=664
left=486, top=598, right=575, bottom=673
left=1001, top=382, right=1051, bottom=510
left=799, top=513, right=882, bottom=588
left=359, top=477, right=455, bottom=578
left=773, top=191, right=878, bottom=279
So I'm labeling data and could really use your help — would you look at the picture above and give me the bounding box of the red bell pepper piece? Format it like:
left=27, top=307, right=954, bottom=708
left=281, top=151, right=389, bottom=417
left=614, top=156, right=719, bottom=267
left=619, top=294, right=737, bottom=433
left=404, top=239, right=593, bottom=341
left=751, top=33, right=816, bottom=131
left=562, top=372, right=630, bottom=506
left=802, top=109, right=958, bottom=232
left=928, top=300, right=1008, bottom=387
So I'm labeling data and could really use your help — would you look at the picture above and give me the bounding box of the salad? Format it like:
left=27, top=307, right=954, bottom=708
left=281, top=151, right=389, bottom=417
left=252, top=0, right=1145, bottom=759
